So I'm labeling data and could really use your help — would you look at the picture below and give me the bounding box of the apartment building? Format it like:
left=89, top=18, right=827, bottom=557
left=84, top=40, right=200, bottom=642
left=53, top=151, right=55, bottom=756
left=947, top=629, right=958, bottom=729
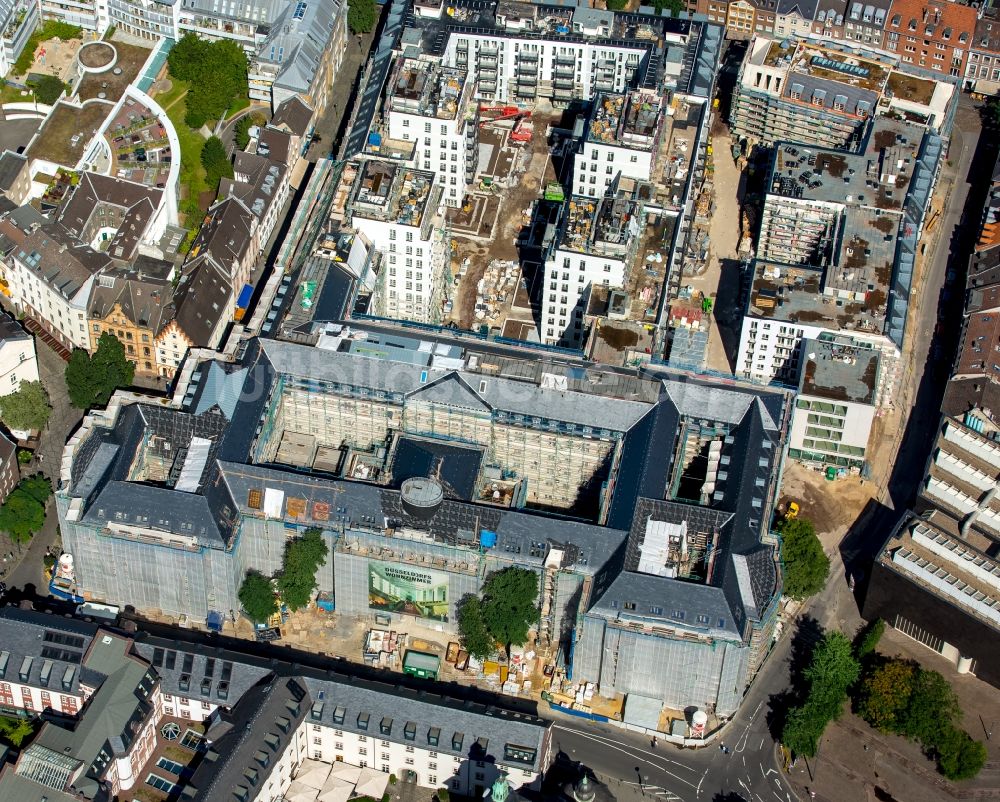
left=340, top=159, right=446, bottom=323
left=221, top=148, right=290, bottom=261
left=737, top=117, right=943, bottom=399
left=247, top=0, right=347, bottom=115
left=731, top=36, right=883, bottom=148
left=542, top=189, right=644, bottom=346
left=0, top=0, right=38, bottom=77
left=0, top=607, right=551, bottom=801
left=88, top=256, right=175, bottom=377
left=968, top=13, right=1000, bottom=95
left=0, top=207, right=109, bottom=352
left=0, top=431, right=18, bottom=503
left=573, top=90, right=664, bottom=200
left=177, top=0, right=287, bottom=50
left=383, top=56, right=476, bottom=208
left=774, top=0, right=817, bottom=39
left=788, top=335, right=880, bottom=468
left=0, top=310, right=38, bottom=391
left=884, top=0, right=976, bottom=78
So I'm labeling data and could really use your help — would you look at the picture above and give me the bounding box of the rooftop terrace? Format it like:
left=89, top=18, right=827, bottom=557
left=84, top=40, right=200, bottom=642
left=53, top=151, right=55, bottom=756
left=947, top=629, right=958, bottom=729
left=769, top=118, right=922, bottom=208
left=589, top=91, right=662, bottom=150
left=800, top=336, right=879, bottom=404
left=748, top=260, right=887, bottom=335
left=388, top=57, right=468, bottom=120
left=758, top=38, right=891, bottom=94
left=351, top=161, right=437, bottom=228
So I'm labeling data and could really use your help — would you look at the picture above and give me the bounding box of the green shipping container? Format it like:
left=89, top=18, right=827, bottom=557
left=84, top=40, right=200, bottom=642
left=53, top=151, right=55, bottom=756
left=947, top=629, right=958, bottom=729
left=403, top=650, right=440, bottom=680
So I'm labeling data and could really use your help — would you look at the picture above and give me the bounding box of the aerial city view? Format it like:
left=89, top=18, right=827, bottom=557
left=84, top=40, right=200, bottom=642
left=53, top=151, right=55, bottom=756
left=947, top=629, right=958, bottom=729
left=0, top=0, right=997, bottom=799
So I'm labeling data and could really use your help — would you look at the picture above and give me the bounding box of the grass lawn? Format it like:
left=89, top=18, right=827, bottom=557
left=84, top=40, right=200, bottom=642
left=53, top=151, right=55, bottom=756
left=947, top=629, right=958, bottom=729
left=0, top=83, right=35, bottom=104
left=226, top=93, right=250, bottom=119
left=154, top=78, right=210, bottom=223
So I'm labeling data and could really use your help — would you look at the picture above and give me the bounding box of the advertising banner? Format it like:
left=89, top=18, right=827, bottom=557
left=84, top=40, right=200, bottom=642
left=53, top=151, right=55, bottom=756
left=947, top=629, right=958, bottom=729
left=368, top=560, right=449, bottom=622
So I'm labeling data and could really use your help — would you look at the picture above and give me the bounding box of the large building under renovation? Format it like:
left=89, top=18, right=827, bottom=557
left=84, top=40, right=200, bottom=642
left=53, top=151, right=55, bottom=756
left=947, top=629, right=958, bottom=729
left=57, top=330, right=790, bottom=716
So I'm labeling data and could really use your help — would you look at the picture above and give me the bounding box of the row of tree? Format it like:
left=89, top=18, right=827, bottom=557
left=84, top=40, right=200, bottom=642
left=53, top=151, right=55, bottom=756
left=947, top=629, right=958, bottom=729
left=239, top=528, right=329, bottom=622
left=167, top=34, right=248, bottom=129
left=782, top=620, right=987, bottom=781
left=65, top=332, right=135, bottom=410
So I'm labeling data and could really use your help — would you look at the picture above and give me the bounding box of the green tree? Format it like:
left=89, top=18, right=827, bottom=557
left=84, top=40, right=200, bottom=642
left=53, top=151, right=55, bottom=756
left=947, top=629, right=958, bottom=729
left=234, top=112, right=266, bottom=150
left=65, top=333, right=135, bottom=410
left=457, top=595, right=494, bottom=660
left=0, top=381, right=50, bottom=433
left=900, top=668, right=959, bottom=746
left=201, top=135, right=233, bottom=191
left=480, top=567, right=539, bottom=652
left=782, top=631, right=859, bottom=758
left=168, top=34, right=248, bottom=128
left=604, top=0, right=627, bottom=9
left=0, top=715, right=35, bottom=747
left=778, top=517, right=829, bottom=599
left=239, top=571, right=278, bottom=623
left=19, top=473, right=52, bottom=505
left=936, top=726, right=988, bottom=781
left=653, top=0, right=684, bottom=14
left=276, top=528, right=328, bottom=611
left=854, top=618, right=885, bottom=660
left=32, top=74, right=66, bottom=104
left=348, top=0, right=378, bottom=34
left=856, top=658, right=915, bottom=733
left=0, top=488, right=45, bottom=545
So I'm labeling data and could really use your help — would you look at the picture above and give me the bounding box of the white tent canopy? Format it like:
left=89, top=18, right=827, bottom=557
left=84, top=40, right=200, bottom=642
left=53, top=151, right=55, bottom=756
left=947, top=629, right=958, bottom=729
left=296, top=759, right=333, bottom=790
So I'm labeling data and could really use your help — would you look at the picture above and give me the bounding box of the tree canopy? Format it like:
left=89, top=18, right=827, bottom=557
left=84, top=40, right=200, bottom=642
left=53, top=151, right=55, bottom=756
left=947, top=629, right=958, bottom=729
left=65, top=332, right=135, bottom=410
left=782, top=631, right=859, bottom=758
left=0, top=715, right=35, bottom=747
left=234, top=112, right=267, bottom=151
left=348, top=0, right=378, bottom=34
left=201, top=136, right=233, bottom=192
left=457, top=567, right=538, bottom=659
left=778, top=517, right=829, bottom=599
left=167, top=34, right=248, bottom=128
left=239, top=571, right=278, bottom=623
left=0, top=477, right=49, bottom=546
left=856, top=657, right=916, bottom=733
left=853, top=618, right=885, bottom=660
left=276, top=528, right=329, bottom=611
left=0, top=380, right=51, bottom=432
left=32, top=75, right=67, bottom=105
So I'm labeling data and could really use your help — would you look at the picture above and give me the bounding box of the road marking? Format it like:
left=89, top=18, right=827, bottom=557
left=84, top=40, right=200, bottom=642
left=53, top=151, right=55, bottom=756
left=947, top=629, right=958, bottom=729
left=552, top=726, right=698, bottom=790
left=696, top=768, right=708, bottom=796
left=552, top=725, right=698, bottom=772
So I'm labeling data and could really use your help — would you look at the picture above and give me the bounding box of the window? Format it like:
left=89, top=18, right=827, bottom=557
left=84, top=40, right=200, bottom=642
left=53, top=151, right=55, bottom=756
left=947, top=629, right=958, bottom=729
left=156, top=758, right=185, bottom=775
left=147, top=774, right=176, bottom=793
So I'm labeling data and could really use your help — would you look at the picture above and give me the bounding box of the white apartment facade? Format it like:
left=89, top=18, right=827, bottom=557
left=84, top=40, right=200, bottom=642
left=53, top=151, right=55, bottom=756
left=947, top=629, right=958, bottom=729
left=0, top=320, right=38, bottom=392
left=5, top=254, right=96, bottom=351
left=789, top=392, right=875, bottom=467
left=385, top=59, right=475, bottom=208
left=354, top=213, right=447, bottom=323
left=544, top=246, right=627, bottom=346
left=441, top=35, right=647, bottom=106
left=573, top=139, right=656, bottom=199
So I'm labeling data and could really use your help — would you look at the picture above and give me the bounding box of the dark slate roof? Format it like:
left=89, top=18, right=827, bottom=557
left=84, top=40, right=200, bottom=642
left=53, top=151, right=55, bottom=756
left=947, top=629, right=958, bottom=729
left=0, top=309, right=30, bottom=344
left=132, top=638, right=272, bottom=706
left=0, top=608, right=99, bottom=696
left=171, top=257, right=232, bottom=347
left=588, top=571, right=741, bottom=639
left=271, top=95, right=314, bottom=138
left=776, top=0, right=820, bottom=18
left=0, top=151, right=26, bottom=193
left=87, top=256, right=174, bottom=336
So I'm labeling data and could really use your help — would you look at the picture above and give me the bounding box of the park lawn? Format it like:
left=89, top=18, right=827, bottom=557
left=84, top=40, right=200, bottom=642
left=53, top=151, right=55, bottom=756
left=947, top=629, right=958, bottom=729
left=0, top=83, right=34, bottom=104
left=156, top=79, right=210, bottom=222
left=226, top=92, right=250, bottom=119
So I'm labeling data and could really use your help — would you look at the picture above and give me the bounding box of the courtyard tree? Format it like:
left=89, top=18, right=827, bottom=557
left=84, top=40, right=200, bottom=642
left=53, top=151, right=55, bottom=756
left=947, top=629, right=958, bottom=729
left=853, top=618, right=885, bottom=660
left=348, top=0, right=378, bottom=34
left=0, top=715, right=34, bottom=747
left=201, top=135, right=233, bottom=191
left=32, top=74, right=67, bottom=105
left=239, top=571, right=278, bottom=623
left=457, top=567, right=539, bottom=659
left=856, top=657, right=915, bottom=733
left=167, top=34, right=248, bottom=127
left=0, top=380, right=50, bottom=433
left=0, top=486, right=47, bottom=547
left=276, top=527, right=328, bottom=611
left=457, top=595, right=494, bottom=660
left=936, top=726, right=988, bottom=781
left=782, top=631, right=859, bottom=758
left=65, top=332, right=135, bottom=409
left=20, top=473, right=52, bottom=505
left=777, top=516, right=829, bottom=599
